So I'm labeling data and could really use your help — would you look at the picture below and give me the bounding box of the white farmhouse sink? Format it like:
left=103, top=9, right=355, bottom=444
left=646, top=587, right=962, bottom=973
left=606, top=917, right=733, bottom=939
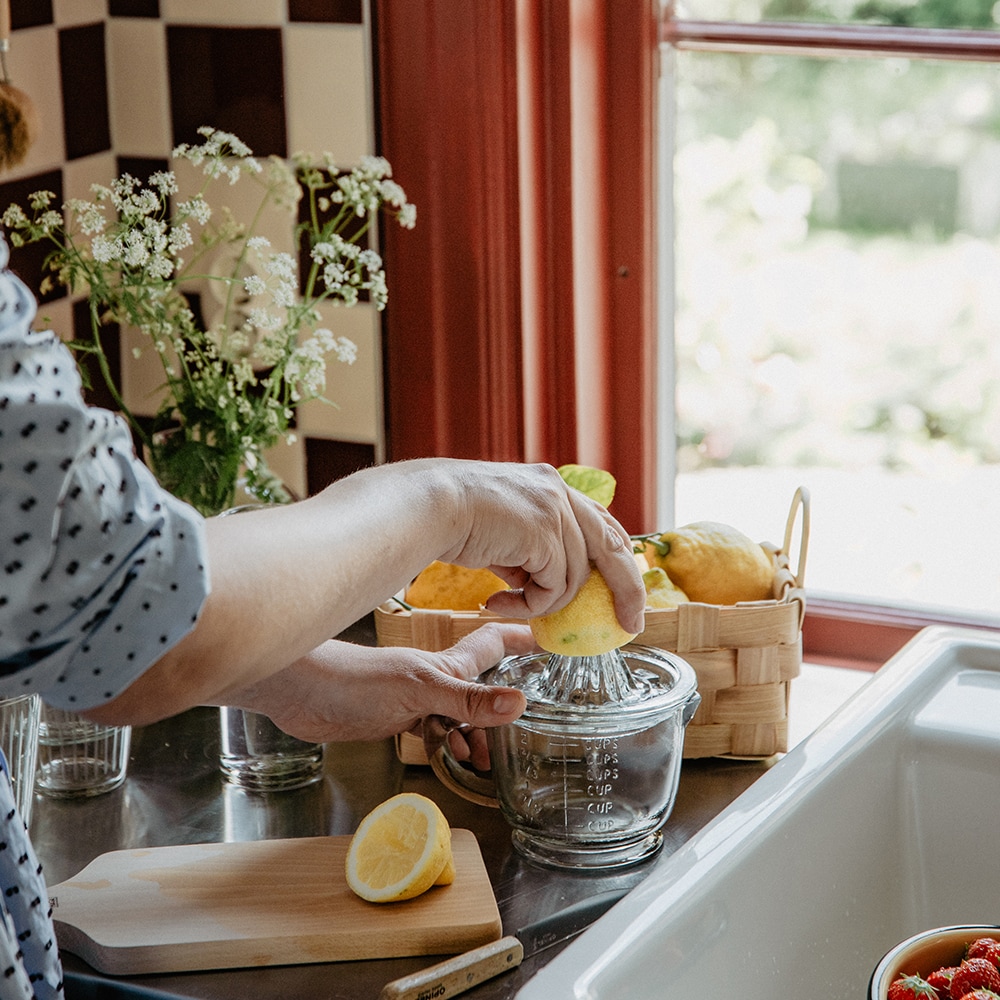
left=518, top=626, right=1000, bottom=1000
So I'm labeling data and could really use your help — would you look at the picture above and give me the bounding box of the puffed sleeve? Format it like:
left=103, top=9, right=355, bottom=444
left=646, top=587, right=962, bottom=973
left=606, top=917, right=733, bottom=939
left=0, top=235, right=210, bottom=710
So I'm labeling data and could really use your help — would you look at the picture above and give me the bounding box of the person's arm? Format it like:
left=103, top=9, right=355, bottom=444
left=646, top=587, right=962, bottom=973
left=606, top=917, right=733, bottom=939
left=84, top=458, right=645, bottom=727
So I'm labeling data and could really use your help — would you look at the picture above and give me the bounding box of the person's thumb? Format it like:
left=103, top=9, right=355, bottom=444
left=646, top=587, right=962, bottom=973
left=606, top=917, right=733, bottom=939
left=425, top=622, right=533, bottom=727
left=419, top=674, right=526, bottom=731
left=461, top=681, right=526, bottom=728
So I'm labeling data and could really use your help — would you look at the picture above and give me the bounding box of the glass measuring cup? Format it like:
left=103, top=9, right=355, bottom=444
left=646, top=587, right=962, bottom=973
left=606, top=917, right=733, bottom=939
left=484, top=644, right=700, bottom=870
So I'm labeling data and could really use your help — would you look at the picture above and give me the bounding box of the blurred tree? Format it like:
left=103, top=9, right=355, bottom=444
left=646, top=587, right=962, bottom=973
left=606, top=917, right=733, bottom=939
left=851, top=0, right=997, bottom=27
left=760, top=0, right=998, bottom=27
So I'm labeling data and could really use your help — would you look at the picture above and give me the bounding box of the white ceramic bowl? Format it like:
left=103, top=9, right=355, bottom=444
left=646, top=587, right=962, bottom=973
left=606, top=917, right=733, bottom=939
left=869, top=924, right=1000, bottom=1000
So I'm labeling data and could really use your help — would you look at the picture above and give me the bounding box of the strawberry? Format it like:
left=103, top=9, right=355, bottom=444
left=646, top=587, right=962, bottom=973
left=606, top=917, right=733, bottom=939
left=953, top=991, right=1000, bottom=1000
left=950, top=959, right=1000, bottom=999
left=888, top=973, right=942, bottom=1000
left=968, top=939, right=1000, bottom=963
left=928, top=967, right=959, bottom=999
left=969, top=943, right=1000, bottom=969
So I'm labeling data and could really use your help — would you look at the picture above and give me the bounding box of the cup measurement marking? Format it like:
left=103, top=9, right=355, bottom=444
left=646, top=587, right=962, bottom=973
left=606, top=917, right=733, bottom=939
left=516, top=731, right=620, bottom=832
left=583, top=736, right=618, bottom=831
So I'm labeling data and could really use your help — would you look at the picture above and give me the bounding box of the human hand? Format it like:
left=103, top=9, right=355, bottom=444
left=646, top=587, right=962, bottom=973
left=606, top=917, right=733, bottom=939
left=226, top=623, right=535, bottom=771
left=437, top=461, right=646, bottom=635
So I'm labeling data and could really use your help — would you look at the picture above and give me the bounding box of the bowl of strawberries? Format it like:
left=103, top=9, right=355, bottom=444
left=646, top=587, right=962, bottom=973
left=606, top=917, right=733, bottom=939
left=871, top=926, right=1000, bottom=1000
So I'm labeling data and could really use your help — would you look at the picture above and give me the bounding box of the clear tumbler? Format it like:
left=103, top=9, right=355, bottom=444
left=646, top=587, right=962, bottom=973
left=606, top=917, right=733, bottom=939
left=35, top=705, right=131, bottom=798
left=220, top=707, right=324, bottom=791
left=0, top=694, right=41, bottom=824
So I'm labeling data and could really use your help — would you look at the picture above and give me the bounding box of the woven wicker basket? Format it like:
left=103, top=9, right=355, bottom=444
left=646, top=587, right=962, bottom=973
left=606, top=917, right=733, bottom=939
left=378, top=487, right=809, bottom=762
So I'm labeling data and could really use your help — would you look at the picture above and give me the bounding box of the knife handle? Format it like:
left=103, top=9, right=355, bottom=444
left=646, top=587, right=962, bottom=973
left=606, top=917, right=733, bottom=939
left=379, top=936, right=524, bottom=1000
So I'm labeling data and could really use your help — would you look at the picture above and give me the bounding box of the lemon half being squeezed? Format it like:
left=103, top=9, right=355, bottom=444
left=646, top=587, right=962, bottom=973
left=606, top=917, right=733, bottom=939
left=529, top=565, right=638, bottom=657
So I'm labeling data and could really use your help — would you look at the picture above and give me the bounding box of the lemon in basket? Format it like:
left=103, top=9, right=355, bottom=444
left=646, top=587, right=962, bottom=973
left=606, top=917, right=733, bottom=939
left=644, top=521, right=774, bottom=605
left=529, top=565, right=638, bottom=657
left=642, top=567, right=689, bottom=609
left=346, top=793, right=454, bottom=903
left=404, top=561, right=509, bottom=611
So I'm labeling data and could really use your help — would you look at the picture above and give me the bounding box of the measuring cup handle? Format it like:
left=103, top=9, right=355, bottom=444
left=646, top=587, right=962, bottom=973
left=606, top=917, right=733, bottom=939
left=429, top=743, right=500, bottom=808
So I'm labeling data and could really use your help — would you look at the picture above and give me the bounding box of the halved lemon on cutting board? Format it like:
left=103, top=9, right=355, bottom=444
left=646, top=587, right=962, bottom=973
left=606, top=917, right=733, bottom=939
left=345, top=792, right=454, bottom=903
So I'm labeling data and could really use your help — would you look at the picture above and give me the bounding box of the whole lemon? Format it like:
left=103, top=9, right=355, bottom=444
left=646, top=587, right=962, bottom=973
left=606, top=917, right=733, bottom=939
left=645, top=521, right=774, bottom=605
left=642, top=567, right=689, bottom=609
left=405, top=561, right=509, bottom=611
left=529, top=565, right=638, bottom=656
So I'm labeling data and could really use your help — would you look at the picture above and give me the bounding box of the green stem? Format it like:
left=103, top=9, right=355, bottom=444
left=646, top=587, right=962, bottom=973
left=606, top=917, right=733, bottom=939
left=217, top=179, right=273, bottom=339
left=631, top=532, right=669, bottom=556
left=87, top=299, right=151, bottom=450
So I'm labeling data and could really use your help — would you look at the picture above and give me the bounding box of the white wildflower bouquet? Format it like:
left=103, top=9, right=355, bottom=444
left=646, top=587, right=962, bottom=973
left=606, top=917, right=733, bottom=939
left=2, top=127, right=415, bottom=516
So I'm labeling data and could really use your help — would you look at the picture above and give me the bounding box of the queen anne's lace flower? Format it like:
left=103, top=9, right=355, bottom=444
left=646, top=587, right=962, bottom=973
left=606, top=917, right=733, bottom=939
left=91, top=234, right=119, bottom=263
left=178, top=195, right=211, bottom=225
left=333, top=335, right=358, bottom=365
left=243, top=274, right=266, bottom=296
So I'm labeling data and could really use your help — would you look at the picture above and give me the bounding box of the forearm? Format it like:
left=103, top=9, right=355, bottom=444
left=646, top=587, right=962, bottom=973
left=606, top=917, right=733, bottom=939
left=203, top=459, right=469, bottom=654
left=205, top=624, right=533, bottom=747
left=85, top=460, right=469, bottom=724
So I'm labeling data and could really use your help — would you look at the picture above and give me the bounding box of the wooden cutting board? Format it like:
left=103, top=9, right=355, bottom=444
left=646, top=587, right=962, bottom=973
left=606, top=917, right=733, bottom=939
left=48, top=830, right=500, bottom=975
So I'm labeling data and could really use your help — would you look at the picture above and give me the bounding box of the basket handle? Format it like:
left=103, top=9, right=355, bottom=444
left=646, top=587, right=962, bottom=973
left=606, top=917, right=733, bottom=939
left=782, top=486, right=810, bottom=589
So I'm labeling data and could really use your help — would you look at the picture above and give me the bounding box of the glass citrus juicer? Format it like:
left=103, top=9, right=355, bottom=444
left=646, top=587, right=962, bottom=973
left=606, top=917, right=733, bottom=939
left=428, top=577, right=701, bottom=869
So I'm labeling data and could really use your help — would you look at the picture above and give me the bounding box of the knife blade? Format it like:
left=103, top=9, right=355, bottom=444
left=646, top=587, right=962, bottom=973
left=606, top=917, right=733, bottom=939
left=378, top=888, right=628, bottom=1000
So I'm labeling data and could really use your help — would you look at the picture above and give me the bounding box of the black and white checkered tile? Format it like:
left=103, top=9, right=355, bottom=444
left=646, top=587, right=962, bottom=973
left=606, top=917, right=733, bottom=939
left=0, top=0, right=379, bottom=496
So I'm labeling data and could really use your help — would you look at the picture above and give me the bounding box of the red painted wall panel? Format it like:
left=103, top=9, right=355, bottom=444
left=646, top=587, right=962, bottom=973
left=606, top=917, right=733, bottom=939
left=375, top=3, right=524, bottom=462
left=375, top=0, right=659, bottom=531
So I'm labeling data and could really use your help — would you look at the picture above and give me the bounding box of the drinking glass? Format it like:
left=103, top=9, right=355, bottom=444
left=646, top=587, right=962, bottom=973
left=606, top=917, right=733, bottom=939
left=35, top=705, right=131, bottom=798
left=219, top=708, right=324, bottom=791
left=214, top=502, right=325, bottom=791
left=0, top=694, right=41, bottom=824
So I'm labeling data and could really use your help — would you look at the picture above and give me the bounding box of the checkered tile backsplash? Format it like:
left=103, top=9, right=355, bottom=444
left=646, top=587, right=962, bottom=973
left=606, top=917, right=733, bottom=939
left=0, top=0, right=380, bottom=498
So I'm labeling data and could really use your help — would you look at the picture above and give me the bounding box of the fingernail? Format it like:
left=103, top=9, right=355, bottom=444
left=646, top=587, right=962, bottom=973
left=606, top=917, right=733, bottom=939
left=492, top=692, right=522, bottom=716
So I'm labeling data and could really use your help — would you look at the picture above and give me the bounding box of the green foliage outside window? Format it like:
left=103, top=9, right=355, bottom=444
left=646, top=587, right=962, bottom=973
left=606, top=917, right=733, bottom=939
left=683, top=0, right=1000, bottom=29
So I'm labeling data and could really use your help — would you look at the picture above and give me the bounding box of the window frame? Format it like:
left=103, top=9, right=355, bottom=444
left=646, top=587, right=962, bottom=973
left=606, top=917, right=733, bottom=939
left=664, top=16, right=1000, bottom=60
left=660, top=4, right=1000, bottom=667
left=374, top=1, right=660, bottom=533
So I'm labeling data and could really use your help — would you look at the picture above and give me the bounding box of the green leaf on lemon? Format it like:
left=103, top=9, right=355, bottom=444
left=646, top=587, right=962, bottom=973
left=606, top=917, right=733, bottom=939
left=557, top=464, right=616, bottom=508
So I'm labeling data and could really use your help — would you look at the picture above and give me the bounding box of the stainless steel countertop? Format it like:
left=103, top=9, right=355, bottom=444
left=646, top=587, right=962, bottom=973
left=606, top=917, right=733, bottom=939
left=31, top=619, right=870, bottom=1000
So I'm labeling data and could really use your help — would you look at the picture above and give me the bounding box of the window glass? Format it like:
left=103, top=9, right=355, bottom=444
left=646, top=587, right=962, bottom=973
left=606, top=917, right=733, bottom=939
left=671, top=48, right=1000, bottom=617
left=675, top=0, right=1000, bottom=29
